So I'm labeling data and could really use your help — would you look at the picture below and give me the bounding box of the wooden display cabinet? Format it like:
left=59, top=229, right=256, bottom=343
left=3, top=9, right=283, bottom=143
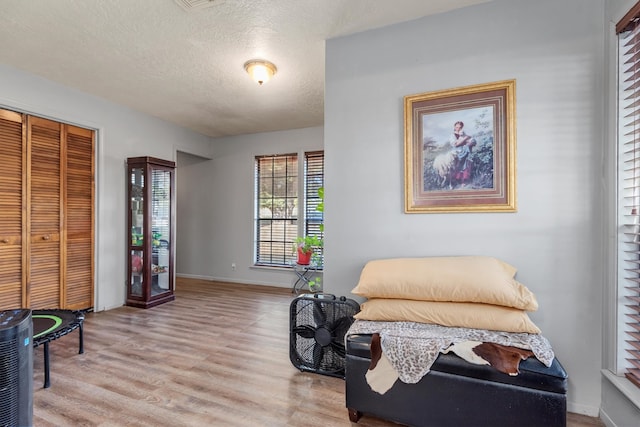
left=126, top=156, right=175, bottom=308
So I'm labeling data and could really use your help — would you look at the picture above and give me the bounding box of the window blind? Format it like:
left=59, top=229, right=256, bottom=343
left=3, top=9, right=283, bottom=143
left=305, top=151, right=324, bottom=267
left=619, top=7, right=640, bottom=388
left=255, top=154, right=298, bottom=266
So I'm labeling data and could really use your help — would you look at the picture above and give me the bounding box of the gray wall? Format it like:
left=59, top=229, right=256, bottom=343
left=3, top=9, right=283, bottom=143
left=175, top=126, right=324, bottom=288
left=324, top=0, right=604, bottom=415
left=0, top=63, right=213, bottom=311
left=176, top=151, right=213, bottom=280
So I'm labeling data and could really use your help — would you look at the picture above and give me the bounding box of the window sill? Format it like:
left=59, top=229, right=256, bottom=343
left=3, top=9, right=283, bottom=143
left=250, top=264, right=324, bottom=272
left=250, top=264, right=291, bottom=272
left=602, top=369, right=640, bottom=411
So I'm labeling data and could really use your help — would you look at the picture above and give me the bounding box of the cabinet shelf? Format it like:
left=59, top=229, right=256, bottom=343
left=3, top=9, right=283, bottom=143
left=126, top=156, right=175, bottom=309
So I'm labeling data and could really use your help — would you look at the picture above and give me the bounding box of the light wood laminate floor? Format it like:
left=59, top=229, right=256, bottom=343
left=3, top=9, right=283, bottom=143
left=33, top=278, right=603, bottom=426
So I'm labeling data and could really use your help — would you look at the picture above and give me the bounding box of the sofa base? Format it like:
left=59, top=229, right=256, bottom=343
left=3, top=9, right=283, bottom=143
left=346, top=334, right=568, bottom=427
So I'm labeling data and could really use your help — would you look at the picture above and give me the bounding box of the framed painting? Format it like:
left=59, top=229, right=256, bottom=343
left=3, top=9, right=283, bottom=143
left=404, top=79, right=516, bottom=213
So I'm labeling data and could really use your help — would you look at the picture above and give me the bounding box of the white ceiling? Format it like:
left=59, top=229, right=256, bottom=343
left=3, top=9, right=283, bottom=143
left=0, top=0, right=491, bottom=137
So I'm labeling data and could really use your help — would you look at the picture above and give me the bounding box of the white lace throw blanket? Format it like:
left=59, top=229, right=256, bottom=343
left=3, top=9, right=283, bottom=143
left=347, top=320, right=555, bottom=385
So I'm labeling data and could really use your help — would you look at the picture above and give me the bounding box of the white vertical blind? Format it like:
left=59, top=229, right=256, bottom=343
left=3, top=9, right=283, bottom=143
left=619, top=14, right=640, bottom=388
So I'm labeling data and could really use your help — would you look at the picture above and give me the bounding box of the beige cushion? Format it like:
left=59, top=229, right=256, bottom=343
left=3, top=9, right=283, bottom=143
left=354, top=298, right=541, bottom=334
left=352, top=256, right=538, bottom=311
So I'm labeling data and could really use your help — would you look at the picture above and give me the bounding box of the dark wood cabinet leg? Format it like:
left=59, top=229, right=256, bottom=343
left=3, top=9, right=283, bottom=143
left=348, top=408, right=362, bottom=423
left=78, top=323, right=84, bottom=354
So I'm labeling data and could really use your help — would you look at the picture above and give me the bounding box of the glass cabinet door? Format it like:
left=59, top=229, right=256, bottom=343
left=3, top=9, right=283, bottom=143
left=151, top=168, right=171, bottom=296
left=130, top=167, right=145, bottom=298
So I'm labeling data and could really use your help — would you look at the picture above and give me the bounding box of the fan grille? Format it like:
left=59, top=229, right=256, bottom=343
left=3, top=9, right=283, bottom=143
left=289, top=294, right=359, bottom=378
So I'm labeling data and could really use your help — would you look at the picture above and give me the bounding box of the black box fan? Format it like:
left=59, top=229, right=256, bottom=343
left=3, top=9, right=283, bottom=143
left=289, top=293, right=360, bottom=378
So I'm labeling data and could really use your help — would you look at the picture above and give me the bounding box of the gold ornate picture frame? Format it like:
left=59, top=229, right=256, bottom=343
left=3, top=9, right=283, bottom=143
left=404, top=80, right=516, bottom=213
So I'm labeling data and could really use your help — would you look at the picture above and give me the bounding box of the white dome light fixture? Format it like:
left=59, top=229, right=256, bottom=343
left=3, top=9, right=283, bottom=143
left=244, top=60, right=277, bottom=85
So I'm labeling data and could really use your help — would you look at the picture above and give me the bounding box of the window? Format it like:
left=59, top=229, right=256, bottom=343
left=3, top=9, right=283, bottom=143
left=254, top=151, right=324, bottom=267
left=305, top=151, right=324, bottom=266
left=255, top=154, right=298, bottom=266
left=617, top=3, right=640, bottom=388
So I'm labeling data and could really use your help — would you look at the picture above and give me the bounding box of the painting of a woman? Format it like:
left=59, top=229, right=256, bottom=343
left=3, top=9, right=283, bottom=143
left=422, top=108, right=493, bottom=192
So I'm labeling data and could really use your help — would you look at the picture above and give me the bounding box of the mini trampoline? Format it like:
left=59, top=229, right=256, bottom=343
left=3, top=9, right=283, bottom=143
left=32, top=309, right=85, bottom=388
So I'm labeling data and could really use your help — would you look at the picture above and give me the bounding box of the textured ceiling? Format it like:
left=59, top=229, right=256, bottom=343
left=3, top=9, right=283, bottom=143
left=0, top=0, right=491, bottom=137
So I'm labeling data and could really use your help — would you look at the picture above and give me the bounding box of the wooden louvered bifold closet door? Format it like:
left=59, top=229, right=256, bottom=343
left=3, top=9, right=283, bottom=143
left=65, top=125, right=94, bottom=309
left=27, top=116, right=63, bottom=308
left=0, top=109, right=94, bottom=311
left=0, top=110, right=26, bottom=308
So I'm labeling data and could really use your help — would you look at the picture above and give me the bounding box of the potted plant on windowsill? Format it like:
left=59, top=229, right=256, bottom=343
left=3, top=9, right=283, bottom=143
left=294, top=235, right=322, bottom=265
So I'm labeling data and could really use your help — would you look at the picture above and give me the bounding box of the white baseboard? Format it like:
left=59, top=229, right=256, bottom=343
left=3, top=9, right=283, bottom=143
left=175, top=273, right=215, bottom=281
left=176, top=273, right=290, bottom=289
left=95, top=303, right=124, bottom=312
left=567, top=401, right=600, bottom=417
left=599, top=409, right=615, bottom=427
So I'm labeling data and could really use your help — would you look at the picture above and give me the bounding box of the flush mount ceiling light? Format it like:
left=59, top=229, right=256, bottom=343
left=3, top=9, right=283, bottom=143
left=244, top=60, right=277, bottom=85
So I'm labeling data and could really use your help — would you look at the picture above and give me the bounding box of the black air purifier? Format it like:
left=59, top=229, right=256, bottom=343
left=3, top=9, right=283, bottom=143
left=0, top=309, right=33, bottom=427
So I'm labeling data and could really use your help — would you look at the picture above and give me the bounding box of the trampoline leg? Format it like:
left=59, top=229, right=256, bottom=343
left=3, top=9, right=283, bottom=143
left=43, top=342, right=50, bottom=389
left=79, top=323, right=84, bottom=354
